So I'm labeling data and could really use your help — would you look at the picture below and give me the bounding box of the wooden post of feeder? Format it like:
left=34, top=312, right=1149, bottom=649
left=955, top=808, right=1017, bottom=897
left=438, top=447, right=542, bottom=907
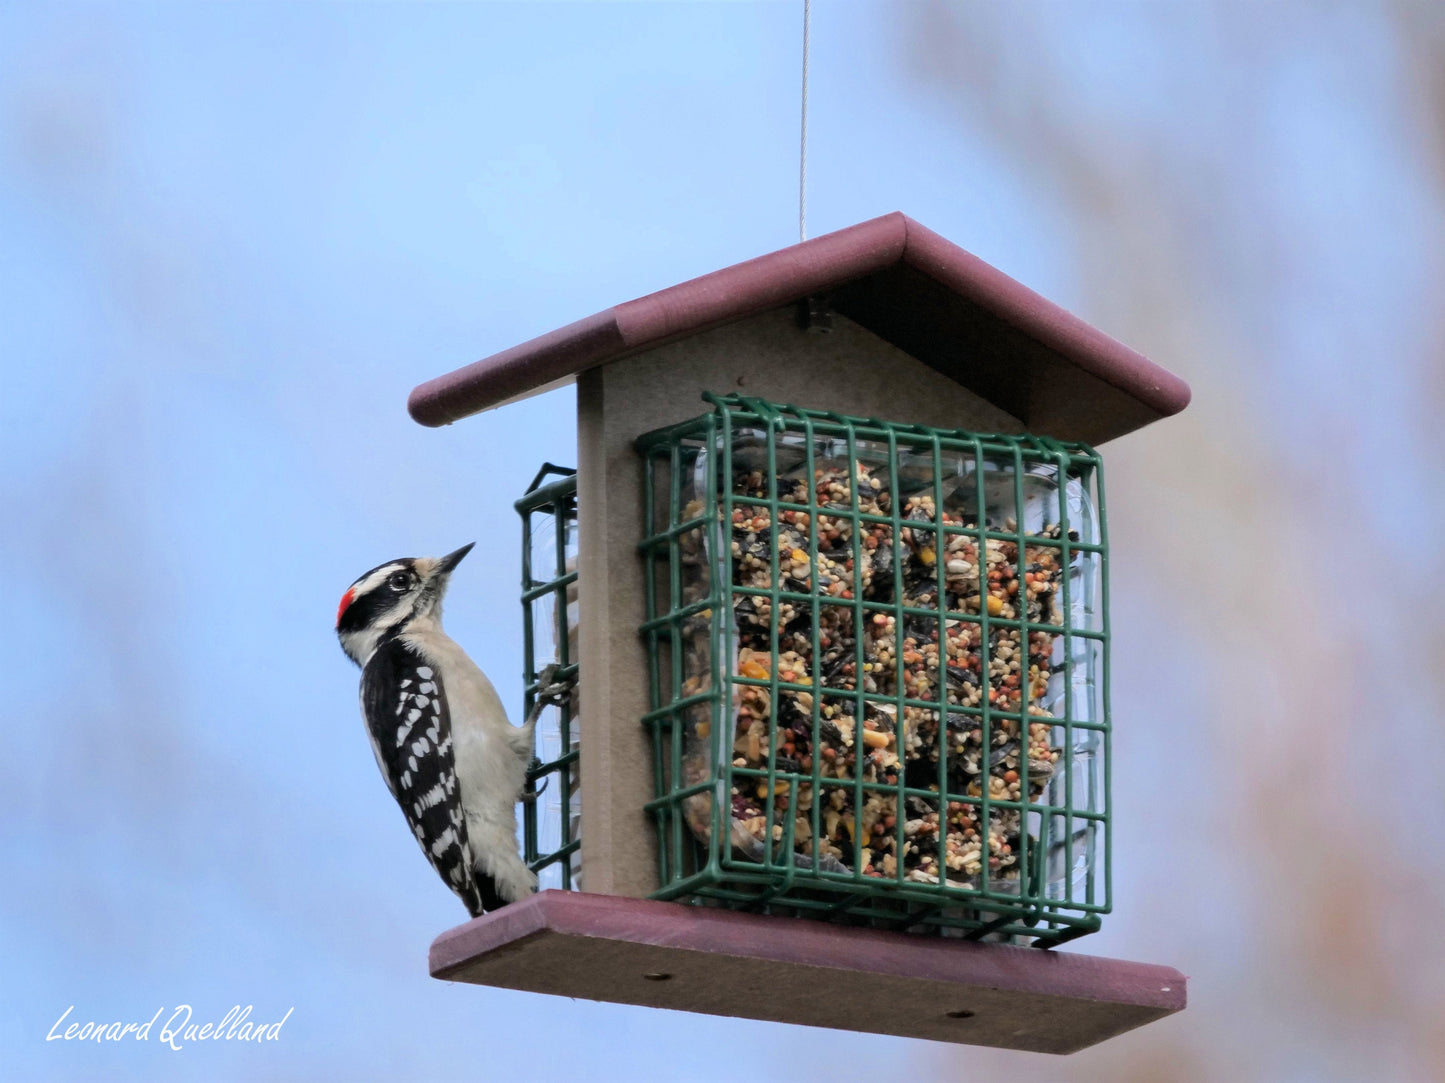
left=407, top=212, right=1191, bottom=1053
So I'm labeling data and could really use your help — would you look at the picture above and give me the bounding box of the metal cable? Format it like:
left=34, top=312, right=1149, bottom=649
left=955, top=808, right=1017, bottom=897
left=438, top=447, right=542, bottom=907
left=799, top=0, right=811, bottom=243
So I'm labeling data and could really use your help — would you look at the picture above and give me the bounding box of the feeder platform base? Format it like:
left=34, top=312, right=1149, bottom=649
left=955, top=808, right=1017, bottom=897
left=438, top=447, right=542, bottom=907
left=429, top=891, right=1184, bottom=1054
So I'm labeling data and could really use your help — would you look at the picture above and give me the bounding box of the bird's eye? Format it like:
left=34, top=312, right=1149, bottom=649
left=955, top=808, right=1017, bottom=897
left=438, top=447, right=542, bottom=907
left=389, top=572, right=411, bottom=591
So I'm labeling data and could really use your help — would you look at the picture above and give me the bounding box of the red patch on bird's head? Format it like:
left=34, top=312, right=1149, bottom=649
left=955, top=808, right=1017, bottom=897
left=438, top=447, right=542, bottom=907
left=336, top=588, right=356, bottom=629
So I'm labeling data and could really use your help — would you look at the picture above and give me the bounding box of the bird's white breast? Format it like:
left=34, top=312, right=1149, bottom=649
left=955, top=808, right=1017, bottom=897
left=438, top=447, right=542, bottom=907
left=398, top=623, right=528, bottom=830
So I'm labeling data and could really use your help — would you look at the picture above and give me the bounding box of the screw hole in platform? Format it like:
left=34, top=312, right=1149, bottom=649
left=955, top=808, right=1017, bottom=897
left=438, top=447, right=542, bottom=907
left=643, top=972, right=673, bottom=982
left=945, top=1009, right=976, bottom=1020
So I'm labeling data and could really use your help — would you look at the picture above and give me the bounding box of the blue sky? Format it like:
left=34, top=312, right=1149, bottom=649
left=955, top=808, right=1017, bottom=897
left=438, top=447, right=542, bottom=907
left=5, top=3, right=1442, bottom=1081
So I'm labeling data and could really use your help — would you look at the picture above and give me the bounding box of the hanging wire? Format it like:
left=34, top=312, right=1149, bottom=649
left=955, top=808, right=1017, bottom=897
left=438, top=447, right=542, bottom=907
left=799, top=0, right=811, bottom=243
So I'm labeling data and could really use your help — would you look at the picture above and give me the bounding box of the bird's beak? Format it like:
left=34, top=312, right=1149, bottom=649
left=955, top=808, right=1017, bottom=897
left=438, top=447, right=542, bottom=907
left=434, top=542, right=475, bottom=578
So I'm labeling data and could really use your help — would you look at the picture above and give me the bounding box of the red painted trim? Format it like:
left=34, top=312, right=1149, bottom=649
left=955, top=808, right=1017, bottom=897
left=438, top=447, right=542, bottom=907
left=407, top=212, right=1191, bottom=443
left=430, top=890, right=1187, bottom=1011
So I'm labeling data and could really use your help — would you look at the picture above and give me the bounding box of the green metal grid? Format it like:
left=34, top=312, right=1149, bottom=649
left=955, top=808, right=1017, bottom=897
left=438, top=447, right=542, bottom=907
left=636, top=394, right=1110, bottom=947
left=518, top=463, right=581, bottom=891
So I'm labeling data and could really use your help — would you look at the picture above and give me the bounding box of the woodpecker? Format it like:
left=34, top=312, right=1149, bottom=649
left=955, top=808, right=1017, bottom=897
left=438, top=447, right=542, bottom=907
left=336, top=543, right=569, bottom=917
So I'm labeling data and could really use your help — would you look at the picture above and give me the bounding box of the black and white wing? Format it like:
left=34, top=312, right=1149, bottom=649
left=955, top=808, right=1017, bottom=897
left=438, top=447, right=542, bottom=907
left=359, top=638, right=486, bottom=917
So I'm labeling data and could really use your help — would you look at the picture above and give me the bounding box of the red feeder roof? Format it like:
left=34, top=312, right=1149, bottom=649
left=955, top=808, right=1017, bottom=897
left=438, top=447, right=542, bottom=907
left=408, top=212, right=1190, bottom=445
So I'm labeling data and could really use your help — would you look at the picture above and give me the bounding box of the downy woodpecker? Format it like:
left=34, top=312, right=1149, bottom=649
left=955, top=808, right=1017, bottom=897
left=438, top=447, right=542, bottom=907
left=336, top=543, right=568, bottom=916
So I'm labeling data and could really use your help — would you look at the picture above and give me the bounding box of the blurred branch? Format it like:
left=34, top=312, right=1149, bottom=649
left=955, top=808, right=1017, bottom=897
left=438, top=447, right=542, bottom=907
left=898, top=4, right=1445, bottom=1079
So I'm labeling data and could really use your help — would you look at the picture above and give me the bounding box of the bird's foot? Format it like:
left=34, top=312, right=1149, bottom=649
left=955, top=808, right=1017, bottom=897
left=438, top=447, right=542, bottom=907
left=520, top=665, right=576, bottom=805
left=534, top=663, right=575, bottom=709
left=520, top=758, right=549, bottom=805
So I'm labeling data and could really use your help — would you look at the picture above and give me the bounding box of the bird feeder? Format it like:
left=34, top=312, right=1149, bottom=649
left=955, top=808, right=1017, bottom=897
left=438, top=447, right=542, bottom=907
left=410, top=213, right=1190, bottom=1053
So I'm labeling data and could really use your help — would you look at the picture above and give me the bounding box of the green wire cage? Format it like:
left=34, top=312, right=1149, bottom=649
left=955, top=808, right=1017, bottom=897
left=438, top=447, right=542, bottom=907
left=636, top=394, right=1109, bottom=947
left=518, top=464, right=581, bottom=891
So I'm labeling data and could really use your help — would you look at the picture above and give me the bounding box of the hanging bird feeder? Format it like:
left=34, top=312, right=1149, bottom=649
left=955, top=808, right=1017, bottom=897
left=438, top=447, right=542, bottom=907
left=409, top=213, right=1190, bottom=1054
